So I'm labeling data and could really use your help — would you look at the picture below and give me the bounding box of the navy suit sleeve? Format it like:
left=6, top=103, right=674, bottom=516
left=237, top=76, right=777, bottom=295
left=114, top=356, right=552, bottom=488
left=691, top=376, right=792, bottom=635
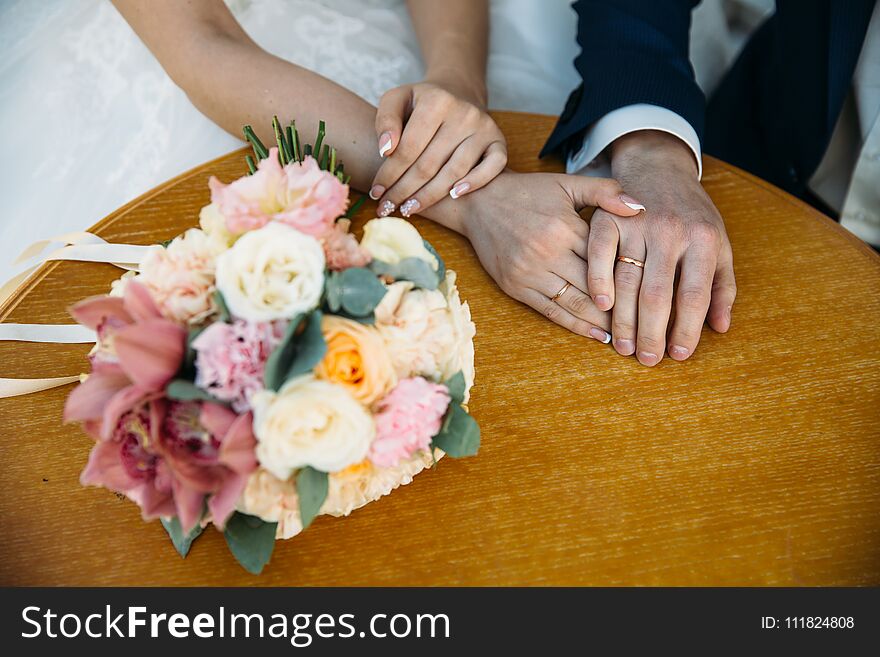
left=542, top=0, right=706, bottom=158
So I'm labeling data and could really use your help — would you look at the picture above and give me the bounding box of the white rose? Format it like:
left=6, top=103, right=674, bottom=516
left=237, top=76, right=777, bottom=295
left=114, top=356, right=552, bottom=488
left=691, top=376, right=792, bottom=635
left=360, top=217, right=438, bottom=269
left=251, top=376, right=374, bottom=478
left=215, top=223, right=325, bottom=322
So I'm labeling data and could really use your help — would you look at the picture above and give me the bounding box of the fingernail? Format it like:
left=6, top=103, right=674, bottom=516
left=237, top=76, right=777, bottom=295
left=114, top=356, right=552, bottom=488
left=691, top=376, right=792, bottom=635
left=378, top=132, right=393, bottom=157
left=637, top=351, right=659, bottom=366
left=378, top=200, right=395, bottom=217
left=669, top=345, right=690, bottom=360
left=620, top=194, right=646, bottom=212
left=595, top=294, right=611, bottom=310
left=400, top=198, right=420, bottom=217
left=589, top=327, right=611, bottom=344
left=614, top=338, right=635, bottom=355
left=369, top=185, right=385, bottom=200
left=449, top=182, right=471, bottom=199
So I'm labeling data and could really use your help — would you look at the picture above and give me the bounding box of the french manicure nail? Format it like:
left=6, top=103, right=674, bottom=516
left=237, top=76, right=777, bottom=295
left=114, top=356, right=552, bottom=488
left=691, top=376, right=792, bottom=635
left=400, top=198, right=420, bottom=217
left=669, top=345, right=690, bottom=360
left=378, top=132, right=393, bottom=157
left=589, top=327, right=612, bottom=344
left=449, top=182, right=471, bottom=199
left=595, top=294, right=611, bottom=310
left=620, top=194, right=646, bottom=212
left=614, top=338, right=635, bottom=355
left=638, top=351, right=659, bottom=366
left=369, top=185, right=385, bottom=200
left=378, top=200, right=395, bottom=217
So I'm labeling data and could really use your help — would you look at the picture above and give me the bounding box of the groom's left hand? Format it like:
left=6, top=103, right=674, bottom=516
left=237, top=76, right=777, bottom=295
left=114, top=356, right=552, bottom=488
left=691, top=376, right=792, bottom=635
left=585, top=130, right=737, bottom=366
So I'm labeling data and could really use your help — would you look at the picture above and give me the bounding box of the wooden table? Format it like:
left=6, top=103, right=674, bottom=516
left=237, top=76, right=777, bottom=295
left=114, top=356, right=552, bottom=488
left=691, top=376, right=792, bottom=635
left=1, top=112, right=878, bottom=586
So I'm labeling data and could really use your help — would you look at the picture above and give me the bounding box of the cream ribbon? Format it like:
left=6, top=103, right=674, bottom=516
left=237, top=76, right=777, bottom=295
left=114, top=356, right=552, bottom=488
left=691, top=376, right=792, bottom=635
left=0, top=232, right=157, bottom=399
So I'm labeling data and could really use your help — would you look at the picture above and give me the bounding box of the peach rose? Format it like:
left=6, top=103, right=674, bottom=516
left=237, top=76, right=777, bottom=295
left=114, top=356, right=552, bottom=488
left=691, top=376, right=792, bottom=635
left=315, top=316, right=397, bottom=406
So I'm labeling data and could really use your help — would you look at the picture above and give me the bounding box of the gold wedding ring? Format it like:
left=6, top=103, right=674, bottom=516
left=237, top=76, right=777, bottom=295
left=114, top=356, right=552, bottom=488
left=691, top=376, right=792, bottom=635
left=550, top=281, right=572, bottom=302
left=616, top=255, right=645, bottom=269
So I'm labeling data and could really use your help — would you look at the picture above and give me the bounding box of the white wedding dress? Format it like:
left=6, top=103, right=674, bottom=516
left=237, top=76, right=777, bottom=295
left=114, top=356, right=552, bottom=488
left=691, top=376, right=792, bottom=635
left=0, top=0, right=733, bottom=285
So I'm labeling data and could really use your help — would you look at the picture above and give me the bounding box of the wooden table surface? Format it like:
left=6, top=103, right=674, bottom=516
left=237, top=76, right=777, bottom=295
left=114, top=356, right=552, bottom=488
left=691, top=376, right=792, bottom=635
left=1, top=112, right=878, bottom=586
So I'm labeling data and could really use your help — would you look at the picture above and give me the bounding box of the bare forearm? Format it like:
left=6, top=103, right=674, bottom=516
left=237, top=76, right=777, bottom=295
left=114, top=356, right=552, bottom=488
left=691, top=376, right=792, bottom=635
left=112, top=0, right=467, bottom=232
left=406, top=0, right=489, bottom=105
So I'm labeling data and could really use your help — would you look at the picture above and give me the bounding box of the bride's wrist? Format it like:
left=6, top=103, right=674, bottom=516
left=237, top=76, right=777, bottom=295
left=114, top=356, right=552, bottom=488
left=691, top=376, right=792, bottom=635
left=422, top=68, right=488, bottom=108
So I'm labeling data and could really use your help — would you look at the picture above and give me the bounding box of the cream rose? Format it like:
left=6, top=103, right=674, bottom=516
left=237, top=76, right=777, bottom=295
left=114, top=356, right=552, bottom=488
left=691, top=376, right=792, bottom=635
left=215, top=223, right=325, bottom=322
left=199, top=202, right=236, bottom=252
left=238, top=449, right=440, bottom=539
left=360, top=217, right=438, bottom=269
left=137, top=228, right=218, bottom=324
left=373, top=270, right=476, bottom=402
left=251, top=376, right=374, bottom=478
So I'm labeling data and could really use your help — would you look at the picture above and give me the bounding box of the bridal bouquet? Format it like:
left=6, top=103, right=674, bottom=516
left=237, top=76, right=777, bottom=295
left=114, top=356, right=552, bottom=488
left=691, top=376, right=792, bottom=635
left=63, top=120, right=478, bottom=574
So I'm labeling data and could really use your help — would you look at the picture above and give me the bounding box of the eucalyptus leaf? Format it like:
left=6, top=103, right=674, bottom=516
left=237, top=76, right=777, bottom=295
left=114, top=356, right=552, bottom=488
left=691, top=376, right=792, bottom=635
left=223, top=512, right=277, bottom=575
left=326, top=268, right=387, bottom=317
left=263, top=314, right=303, bottom=391
left=166, top=379, right=223, bottom=404
left=161, top=516, right=204, bottom=558
left=288, top=311, right=327, bottom=378
left=263, top=312, right=326, bottom=391
left=444, top=371, right=467, bottom=406
left=423, top=239, right=446, bottom=281
left=432, top=404, right=480, bottom=457
left=214, top=290, right=232, bottom=322
left=370, top=257, right=439, bottom=290
left=296, top=466, right=329, bottom=530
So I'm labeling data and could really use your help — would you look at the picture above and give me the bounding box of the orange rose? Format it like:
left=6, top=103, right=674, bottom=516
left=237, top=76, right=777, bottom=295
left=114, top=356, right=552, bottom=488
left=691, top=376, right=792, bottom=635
left=316, top=316, right=397, bottom=406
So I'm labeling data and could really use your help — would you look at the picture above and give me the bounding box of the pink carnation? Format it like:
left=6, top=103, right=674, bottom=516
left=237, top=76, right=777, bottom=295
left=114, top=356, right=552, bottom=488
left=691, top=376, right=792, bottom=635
left=368, top=377, right=451, bottom=468
left=322, top=219, right=371, bottom=271
left=192, top=319, right=284, bottom=413
left=209, top=148, right=349, bottom=237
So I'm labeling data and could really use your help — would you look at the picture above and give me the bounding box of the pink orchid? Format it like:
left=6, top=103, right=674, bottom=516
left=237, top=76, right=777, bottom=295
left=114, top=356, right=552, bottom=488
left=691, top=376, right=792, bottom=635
left=209, top=149, right=349, bottom=237
left=322, top=218, right=372, bottom=271
left=64, top=280, right=187, bottom=439
left=66, top=280, right=258, bottom=531
left=80, top=400, right=257, bottom=531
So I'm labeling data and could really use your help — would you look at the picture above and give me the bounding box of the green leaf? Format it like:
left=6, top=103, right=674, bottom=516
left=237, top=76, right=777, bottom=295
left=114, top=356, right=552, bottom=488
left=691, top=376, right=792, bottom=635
left=422, top=239, right=446, bottom=282
left=289, top=311, right=327, bottom=377
left=369, top=257, right=439, bottom=290
left=213, top=290, right=232, bottom=323
left=432, top=405, right=480, bottom=457
left=223, top=512, right=277, bottom=575
left=263, top=312, right=326, bottom=391
left=161, top=516, right=204, bottom=558
left=166, top=379, right=223, bottom=404
left=325, top=268, right=387, bottom=317
left=263, top=314, right=303, bottom=391
left=296, top=466, right=329, bottom=530
left=444, top=371, right=467, bottom=406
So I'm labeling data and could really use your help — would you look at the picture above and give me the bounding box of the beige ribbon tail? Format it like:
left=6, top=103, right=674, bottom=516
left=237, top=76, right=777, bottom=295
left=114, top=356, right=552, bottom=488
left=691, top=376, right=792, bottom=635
left=0, top=376, right=80, bottom=398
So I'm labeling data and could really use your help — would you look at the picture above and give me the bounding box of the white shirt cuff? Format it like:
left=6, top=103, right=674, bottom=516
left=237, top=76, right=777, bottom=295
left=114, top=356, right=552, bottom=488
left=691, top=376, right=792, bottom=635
left=566, top=103, right=703, bottom=180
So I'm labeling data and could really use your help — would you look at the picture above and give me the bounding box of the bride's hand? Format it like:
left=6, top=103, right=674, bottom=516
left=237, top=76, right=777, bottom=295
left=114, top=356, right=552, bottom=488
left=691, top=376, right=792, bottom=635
left=369, top=82, right=507, bottom=217
left=456, top=171, right=643, bottom=341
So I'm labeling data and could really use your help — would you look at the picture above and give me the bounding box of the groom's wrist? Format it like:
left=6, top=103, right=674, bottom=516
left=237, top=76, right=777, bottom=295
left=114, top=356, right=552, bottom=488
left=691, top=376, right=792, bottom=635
left=610, top=130, right=700, bottom=179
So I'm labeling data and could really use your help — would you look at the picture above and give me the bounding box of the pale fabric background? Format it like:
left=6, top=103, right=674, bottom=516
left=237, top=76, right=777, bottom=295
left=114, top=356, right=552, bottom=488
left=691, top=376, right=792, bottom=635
left=0, top=0, right=760, bottom=285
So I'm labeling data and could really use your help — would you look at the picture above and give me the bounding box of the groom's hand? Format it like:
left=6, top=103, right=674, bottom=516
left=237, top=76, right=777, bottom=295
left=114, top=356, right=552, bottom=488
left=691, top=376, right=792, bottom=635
left=453, top=171, right=643, bottom=341
left=586, top=130, right=736, bottom=366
